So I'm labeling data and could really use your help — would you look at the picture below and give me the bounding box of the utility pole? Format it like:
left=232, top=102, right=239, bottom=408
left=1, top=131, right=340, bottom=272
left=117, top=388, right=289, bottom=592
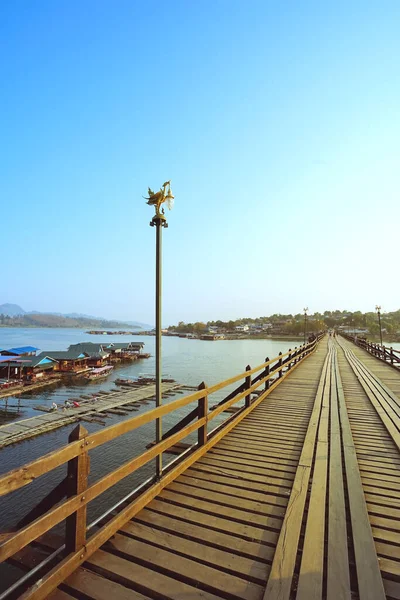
left=303, top=307, right=308, bottom=345
left=375, top=305, right=383, bottom=347
left=146, top=181, right=174, bottom=479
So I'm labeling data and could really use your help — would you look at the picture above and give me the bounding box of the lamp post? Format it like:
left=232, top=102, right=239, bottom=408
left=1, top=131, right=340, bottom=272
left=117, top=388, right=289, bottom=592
left=375, top=305, right=383, bottom=347
left=303, top=307, right=308, bottom=345
left=146, top=181, right=174, bottom=479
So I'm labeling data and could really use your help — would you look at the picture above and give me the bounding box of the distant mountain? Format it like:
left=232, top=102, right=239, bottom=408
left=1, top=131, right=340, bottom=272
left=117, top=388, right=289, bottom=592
left=126, top=321, right=153, bottom=330
left=0, top=304, right=151, bottom=329
left=0, top=303, right=26, bottom=316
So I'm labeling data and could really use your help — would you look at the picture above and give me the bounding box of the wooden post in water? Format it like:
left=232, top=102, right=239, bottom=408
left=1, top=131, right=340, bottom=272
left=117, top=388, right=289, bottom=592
left=245, top=365, right=251, bottom=408
left=264, top=358, right=270, bottom=391
left=66, top=424, right=89, bottom=554
left=197, top=382, right=208, bottom=446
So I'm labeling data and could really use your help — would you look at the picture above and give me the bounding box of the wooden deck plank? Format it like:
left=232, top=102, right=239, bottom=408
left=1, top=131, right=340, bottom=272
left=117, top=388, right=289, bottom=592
left=80, top=548, right=225, bottom=600
left=262, top=349, right=330, bottom=600
left=120, top=519, right=269, bottom=585
left=296, top=349, right=331, bottom=600
left=136, top=507, right=276, bottom=562
left=178, top=473, right=289, bottom=507
left=337, top=338, right=400, bottom=597
left=334, top=346, right=386, bottom=600
left=327, top=352, right=351, bottom=600
left=147, top=498, right=280, bottom=545
left=105, top=532, right=265, bottom=600
left=159, top=488, right=284, bottom=530
left=167, top=480, right=287, bottom=517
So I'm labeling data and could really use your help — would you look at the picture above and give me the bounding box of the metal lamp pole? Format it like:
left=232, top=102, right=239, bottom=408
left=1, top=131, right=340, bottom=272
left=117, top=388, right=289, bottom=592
left=146, top=181, right=174, bottom=480
left=375, top=305, right=383, bottom=347
left=303, top=307, right=308, bottom=345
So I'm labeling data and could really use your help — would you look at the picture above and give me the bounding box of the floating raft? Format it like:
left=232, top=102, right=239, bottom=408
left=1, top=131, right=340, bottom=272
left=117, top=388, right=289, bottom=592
left=0, top=382, right=182, bottom=448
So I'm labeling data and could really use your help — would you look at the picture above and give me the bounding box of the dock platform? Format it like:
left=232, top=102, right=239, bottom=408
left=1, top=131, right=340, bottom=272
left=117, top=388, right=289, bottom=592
left=0, top=382, right=181, bottom=449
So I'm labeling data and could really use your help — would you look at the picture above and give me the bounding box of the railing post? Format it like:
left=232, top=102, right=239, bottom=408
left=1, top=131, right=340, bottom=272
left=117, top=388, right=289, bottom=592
left=197, top=382, right=208, bottom=447
left=66, top=424, right=89, bottom=554
left=294, top=347, right=297, bottom=364
left=287, top=349, right=292, bottom=370
left=264, top=358, right=270, bottom=391
left=278, top=352, right=283, bottom=378
left=390, top=347, right=394, bottom=365
left=245, top=365, right=251, bottom=408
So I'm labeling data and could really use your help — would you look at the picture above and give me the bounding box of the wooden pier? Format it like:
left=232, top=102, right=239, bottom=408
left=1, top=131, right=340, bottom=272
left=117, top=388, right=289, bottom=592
left=0, top=382, right=181, bottom=449
left=1, top=335, right=400, bottom=599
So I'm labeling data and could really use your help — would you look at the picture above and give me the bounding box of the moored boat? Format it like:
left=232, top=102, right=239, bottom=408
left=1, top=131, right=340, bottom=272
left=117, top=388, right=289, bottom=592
left=83, top=365, right=114, bottom=382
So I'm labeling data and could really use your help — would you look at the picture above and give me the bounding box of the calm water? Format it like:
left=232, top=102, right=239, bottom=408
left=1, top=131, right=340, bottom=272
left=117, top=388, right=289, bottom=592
left=0, top=327, right=299, bottom=587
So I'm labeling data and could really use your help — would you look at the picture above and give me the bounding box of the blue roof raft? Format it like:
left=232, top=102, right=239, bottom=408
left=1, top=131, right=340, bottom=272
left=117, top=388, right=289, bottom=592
left=2, top=346, right=40, bottom=355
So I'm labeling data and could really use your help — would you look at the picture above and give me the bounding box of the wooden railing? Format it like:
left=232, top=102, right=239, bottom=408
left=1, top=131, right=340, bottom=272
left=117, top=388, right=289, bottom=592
left=0, top=334, right=323, bottom=600
left=340, top=332, right=400, bottom=368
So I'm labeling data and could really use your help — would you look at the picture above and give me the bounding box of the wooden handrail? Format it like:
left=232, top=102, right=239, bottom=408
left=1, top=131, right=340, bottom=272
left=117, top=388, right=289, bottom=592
left=341, top=332, right=400, bottom=366
left=0, top=333, right=324, bottom=600
left=0, top=336, right=321, bottom=497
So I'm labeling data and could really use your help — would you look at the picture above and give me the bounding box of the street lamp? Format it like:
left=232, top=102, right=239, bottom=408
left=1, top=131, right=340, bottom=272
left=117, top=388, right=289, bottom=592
left=145, top=181, right=174, bottom=479
left=375, top=305, right=383, bottom=347
left=303, top=307, right=308, bottom=345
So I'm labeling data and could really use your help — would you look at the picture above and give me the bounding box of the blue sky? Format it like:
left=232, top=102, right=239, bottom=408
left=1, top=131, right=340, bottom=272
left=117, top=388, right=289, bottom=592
left=1, top=1, right=399, bottom=325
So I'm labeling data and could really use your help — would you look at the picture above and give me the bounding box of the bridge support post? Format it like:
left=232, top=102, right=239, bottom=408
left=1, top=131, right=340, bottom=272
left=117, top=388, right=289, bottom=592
left=287, top=349, right=292, bottom=370
left=245, top=365, right=251, bottom=408
left=278, top=353, right=283, bottom=378
left=264, top=358, right=270, bottom=391
left=197, top=382, right=208, bottom=446
left=66, top=424, right=89, bottom=554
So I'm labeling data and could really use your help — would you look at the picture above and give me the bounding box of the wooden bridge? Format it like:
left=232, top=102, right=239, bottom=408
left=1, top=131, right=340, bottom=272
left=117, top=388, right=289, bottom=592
left=1, top=334, right=400, bottom=600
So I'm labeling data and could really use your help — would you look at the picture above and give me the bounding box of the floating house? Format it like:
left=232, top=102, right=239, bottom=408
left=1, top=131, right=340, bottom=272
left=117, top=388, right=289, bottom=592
left=68, top=342, right=145, bottom=362
left=0, top=354, right=58, bottom=383
left=38, top=350, right=90, bottom=373
left=0, top=346, right=39, bottom=357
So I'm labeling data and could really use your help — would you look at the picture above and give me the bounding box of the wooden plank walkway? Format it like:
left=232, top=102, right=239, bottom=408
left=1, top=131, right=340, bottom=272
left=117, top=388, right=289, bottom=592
left=0, top=382, right=180, bottom=448
left=6, top=336, right=400, bottom=599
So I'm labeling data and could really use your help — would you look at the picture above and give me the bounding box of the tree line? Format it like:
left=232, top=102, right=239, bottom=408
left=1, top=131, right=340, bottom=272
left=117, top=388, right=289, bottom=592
left=168, top=309, right=400, bottom=338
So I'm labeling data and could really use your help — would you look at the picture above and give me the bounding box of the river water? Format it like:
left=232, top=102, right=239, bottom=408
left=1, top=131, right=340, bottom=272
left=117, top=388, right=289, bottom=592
left=0, top=328, right=300, bottom=566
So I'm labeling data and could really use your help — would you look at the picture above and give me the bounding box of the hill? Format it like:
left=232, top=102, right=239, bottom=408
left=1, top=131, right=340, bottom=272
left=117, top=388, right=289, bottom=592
left=0, top=313, right=139, bottom=329
left=0, top=303, right=26, bottom=316
left=0, top=304, right=150, bottom=329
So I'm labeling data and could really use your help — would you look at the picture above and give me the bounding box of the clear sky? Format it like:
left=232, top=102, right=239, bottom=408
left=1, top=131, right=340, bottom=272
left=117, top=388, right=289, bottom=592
left=1, top=1, right=399, bottom=325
